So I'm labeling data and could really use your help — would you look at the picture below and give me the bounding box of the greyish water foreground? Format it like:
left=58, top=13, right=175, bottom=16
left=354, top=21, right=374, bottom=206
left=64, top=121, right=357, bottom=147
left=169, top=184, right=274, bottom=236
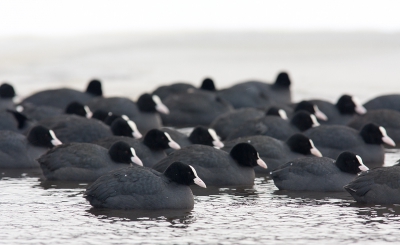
left=1, top=148, right=400, bottom=244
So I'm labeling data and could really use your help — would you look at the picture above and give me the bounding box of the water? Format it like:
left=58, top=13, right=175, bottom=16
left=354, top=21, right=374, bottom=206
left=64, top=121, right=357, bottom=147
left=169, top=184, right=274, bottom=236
left=2, top=152, right=400, bottom=244
left=1, top=32, right=400, bottom=244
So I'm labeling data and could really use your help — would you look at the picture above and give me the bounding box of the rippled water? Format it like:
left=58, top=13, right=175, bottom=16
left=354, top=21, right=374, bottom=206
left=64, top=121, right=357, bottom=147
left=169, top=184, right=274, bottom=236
left=1, top=149, right=400, bottom=244
left=2, top=32, right=400, bottom=244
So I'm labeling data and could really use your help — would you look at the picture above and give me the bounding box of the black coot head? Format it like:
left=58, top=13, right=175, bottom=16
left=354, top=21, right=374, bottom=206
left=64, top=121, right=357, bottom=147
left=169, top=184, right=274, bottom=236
left=163, top=162, right=206, bottom=188
left=189, top=126, right=224, bottom=148
left=200, top=78, right=216, bottom=91
left=86, top=79, right=102, bottom=96
left=266, top=107, right=288, bottom=119
left=295, top=101, right=315, bottom=114
left=137, top=93, right=156, bottom=112
left=91, top=110, right=109, bottom=122
left=65, top=102, right=92, bottom=118
left=286, top=133, right=322, bottom=156
left=27, top=125, right=62, bottom=148
left=336, top=95, right=367, bottom=115
left=0, top=83, right=16, bottom=98
left=360, top=123, right=395, bottom=146
left=290, top=110, right=320, bottom=132
left=110, top=118, right=142, bottom=139
left=137, top=93, right=170, bottom=114
left=274, top=72, right=291, bottom=88
left=229, top=143, right=267, bottom=168
left=108, top=141, right=143, bottom=166
left=335, top=151, right=368, bottom=174
left=336, top=95, right=356, bottom=114
left=109, top=141, right=133, bottom=164
left=189, top=126, right=213, bottom=146
left=143, top=129, right=180, bottom=150
left=295, top=101, right=327, bottom=121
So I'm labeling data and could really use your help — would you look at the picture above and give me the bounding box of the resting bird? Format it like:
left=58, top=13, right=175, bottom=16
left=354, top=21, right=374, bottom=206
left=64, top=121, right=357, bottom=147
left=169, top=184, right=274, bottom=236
left=21, top=79, right=102, bottom=109
left=84, top=162, right=206, bottom=209
left=152, top=143, right=267, bottom=186
left=271, top=152, right=369, bottom=191
left=39, top=141, right=143, bottom=182
left=308, top=94, right=367, bottom=125
left=0, top=125, right=62, bottom=168
left=303, top=123, right=396, bottom=167
left=92, top=129, right=181, bottom=168
left=226, top=110, right=319, bottom=141
left=222, top=134, right=322, bottom=173
left=344, top=162, right=400, bottom=204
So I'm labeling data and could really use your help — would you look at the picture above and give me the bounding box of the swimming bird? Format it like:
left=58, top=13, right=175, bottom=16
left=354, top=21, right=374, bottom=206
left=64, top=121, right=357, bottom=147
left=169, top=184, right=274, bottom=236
left=109, top=117, right=143, bottom=139
left=222, top=134, right=322, bottom=173
left=160, top=90, right=233, bottom=127
left=226, top=110, right=319, bottom=141
left=152, top=82, right=196, bottom=100
left=65, top=101, right=93, bottom=118
left=293, top=101, right=328, bottom=121
left=152, top=143, right=267, bottom=186
left=92, top=129, right=181, bottom=168
left=21, top=79, right=102, bottom=109
left=344, top=162, right=400, bottom=204
left=91, top=111, right=130, bottom=126
left=0, top=83, right=17, bottom=110
left=39, top=141, right=143, bottom=181
left=210, top=108, right=266, bottom=140
left=88, top=97, right=127, bottom=115
left=84, top=162, right=206, bottom=209
left=265, top=107, right=289, bottom=119
left=216, top=72, right=291, bottom=109
left=87, top=94, right=168, bottom=134
left=303, top=123, right=395, bottom=167
left=16, top=103, right=63, bottom=121
left=0, top=125, right=62, bottom=168
left=363, top=94, right=400, bottom=112
left=271, top=152, right=369, bottom=191
left=308, top=95, right=367, bottom=125
left=347, top=109, right=400, bottom=145
left=10, top=101, right=94, bottom=133
left=162, top=126, right=224, bottom=152
left=200, top=77, right=217, bottom=91
left=38, top=115, right=113, bottom=143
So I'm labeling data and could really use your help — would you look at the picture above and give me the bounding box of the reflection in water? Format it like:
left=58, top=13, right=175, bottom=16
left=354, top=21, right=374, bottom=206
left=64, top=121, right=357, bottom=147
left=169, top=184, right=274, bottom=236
left=36, top=179, right=89, bottom=190
left=191, top=185, right=257, bottom=197
left=272, top=189, right=353, bottom=203
left=352, top=204, right=400, bottom=227
left=87, top=207, right=194, bottom=224
left=0, top=168, right=43, bottom=180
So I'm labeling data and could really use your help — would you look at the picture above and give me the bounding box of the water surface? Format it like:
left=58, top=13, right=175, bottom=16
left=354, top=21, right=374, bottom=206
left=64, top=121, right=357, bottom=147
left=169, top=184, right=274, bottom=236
left=1, top=32, right=400, bottom=244
left=1, top=148, right=400, bottom=244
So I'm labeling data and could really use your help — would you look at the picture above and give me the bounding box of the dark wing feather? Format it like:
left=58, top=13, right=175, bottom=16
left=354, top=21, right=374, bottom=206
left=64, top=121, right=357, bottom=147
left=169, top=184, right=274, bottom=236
left=84, top=167, right=164, bottom=203
left=153, top=145, right=229, bottom=172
